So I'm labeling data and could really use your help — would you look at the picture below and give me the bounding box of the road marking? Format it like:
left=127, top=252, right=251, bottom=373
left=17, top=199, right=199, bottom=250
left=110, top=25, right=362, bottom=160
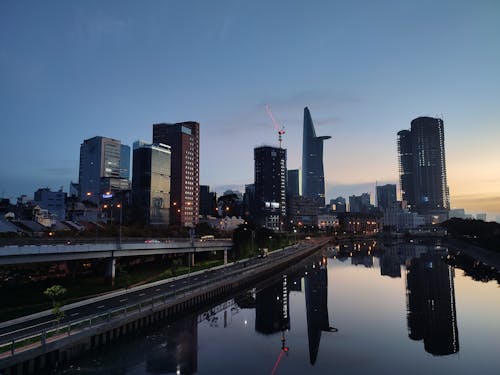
left=120, top=298, right=127, bottom=302
left=170, top=285, right=175, bottom=287
left=97, top=305, right=105, bottom=309
left=155, top=288, right=160, bottom=292
left=139, top=293, right=146, bottom=296
left=71, top=312, right=79, bottom=317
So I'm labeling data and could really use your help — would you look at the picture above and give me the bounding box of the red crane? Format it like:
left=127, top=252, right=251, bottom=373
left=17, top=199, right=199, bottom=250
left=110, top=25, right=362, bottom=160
left=265, top=104, right=286, bottom=148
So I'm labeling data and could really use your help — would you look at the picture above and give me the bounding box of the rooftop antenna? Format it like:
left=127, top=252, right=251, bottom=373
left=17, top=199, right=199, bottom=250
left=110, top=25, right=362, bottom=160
left=265, top=104, right=286, bottom=148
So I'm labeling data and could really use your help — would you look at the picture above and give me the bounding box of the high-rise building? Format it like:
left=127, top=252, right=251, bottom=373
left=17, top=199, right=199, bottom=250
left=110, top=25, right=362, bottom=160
left=287, top=169, right=300, bottom=197
left=34, top=188, right=67, bottom=220
left=330, top=196, right=346, bottom=213
left=376, top=184, right=397, bottom=210
left=120, top=144, right=131, bottom=180
left=302, top=107, right=331, bottom=208
left=254, top=146, right=287, bottom=231
left=153, top=122, right=200, bottom=227
left=349, top=193, right=372, bottom=213
left=132, top=141, right=171, bottom=225
left=78, top=136, right=130, bottom=204
left=398, top=117, right=450, bottom=222
left=199, top=185, right=217, bottom=216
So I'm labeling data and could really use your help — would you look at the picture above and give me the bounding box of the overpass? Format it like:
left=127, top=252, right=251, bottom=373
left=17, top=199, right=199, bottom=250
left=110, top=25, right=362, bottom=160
left=0, top=239, right=233, bottom=281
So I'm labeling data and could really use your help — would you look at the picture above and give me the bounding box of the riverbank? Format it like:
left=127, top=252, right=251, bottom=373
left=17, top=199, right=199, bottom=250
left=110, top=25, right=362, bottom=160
left=446, top=237, right=500, bottom=270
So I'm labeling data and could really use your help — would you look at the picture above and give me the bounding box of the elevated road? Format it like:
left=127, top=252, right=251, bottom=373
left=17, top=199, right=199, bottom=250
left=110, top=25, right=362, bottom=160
left=0, top=239, right=232, bottom=265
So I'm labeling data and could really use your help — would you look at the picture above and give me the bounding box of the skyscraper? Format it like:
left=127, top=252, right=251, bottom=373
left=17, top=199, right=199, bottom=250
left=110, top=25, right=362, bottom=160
left=398, top=117, right=450, bottom=222
left=254, top=146, right=287, bottom=231
left=376, top=184, right=397, bottom=210
left=287, top=169, right=300, bottom=197
left=79, top=136, right=130, bottom=204
left=302, top=107, right=331, bottom=207
left=153, top=122, right=200, bottom=227
left=132, top=141, right=171, bottom=225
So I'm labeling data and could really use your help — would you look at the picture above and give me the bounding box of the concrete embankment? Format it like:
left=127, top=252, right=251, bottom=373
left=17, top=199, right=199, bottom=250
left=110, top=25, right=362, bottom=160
left=0, top=239, right=329, bottom=374
left=446, top=238, right=500, bottom=270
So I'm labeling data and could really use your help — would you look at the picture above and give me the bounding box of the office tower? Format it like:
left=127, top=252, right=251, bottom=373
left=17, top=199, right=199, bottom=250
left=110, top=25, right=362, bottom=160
left=255, top=276, right=290, bottom=335
left=376, top=184, right=397, bottom=210
left=398, top=117, right=450, bottom=222
left=153, top=122, right=200, bottom=227
left=254, top=146, right=287, bottom=231
left=287, top=169, right=300, bottom=197
left=79, top=136, right=130, bottom=204
left=132, top=141, right=171, bottom=225
left=120, top=144, right=131, bottom=179
left=199, top=185, right=217, bottom=216
left=302, top=107, right=331, bottom=207
left=243, top=183, right=256, bottom=220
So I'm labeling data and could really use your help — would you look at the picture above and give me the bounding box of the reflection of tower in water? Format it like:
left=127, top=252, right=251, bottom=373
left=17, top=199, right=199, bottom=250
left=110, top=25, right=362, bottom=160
left=255, top=275, right=290, bottom=334
left=405, top=252, right=459, bottom=355
left=305, top=256, right=337, bottom=365
left=146, top=314, right=198, bottom=374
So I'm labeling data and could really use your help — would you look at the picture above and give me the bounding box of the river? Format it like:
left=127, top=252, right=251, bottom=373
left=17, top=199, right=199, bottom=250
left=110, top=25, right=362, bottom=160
left=53, top=241, right=500, bottom=374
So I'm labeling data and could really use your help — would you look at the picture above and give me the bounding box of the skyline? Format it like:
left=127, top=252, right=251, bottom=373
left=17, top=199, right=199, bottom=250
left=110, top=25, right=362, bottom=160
left=1, top=1, right=499, bottom=219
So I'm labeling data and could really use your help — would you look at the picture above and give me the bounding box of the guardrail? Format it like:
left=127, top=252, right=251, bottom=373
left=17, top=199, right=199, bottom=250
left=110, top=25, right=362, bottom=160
left=0, top=241, right=319, bottom=359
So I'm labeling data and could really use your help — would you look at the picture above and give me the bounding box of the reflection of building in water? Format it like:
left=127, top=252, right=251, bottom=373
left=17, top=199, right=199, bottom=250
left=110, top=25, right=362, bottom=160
left=405, top=252, right=459, bottom=356
left=351, top=255, right=373, bottom=268
left=288, top=275, right=303, bottom=292
left=146, top=315, right=198, bottom=374
left=255, top=275, right=290, bottom=334
left=380, top=247, right=401, bottom=278
left=305, top=256, right=337, bottom=365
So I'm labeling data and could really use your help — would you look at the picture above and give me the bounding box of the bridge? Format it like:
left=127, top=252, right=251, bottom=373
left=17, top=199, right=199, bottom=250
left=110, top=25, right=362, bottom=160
left=0, top=239, right=233, bottom=281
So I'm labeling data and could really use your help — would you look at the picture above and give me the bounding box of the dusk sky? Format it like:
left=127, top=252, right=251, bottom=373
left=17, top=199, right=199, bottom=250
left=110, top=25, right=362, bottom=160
left=1, top=1, right=499, bottom=219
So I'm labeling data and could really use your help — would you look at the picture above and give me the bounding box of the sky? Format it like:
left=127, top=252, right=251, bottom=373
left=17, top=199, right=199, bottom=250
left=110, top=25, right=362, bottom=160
left=0, top=1, right=499, bottom=220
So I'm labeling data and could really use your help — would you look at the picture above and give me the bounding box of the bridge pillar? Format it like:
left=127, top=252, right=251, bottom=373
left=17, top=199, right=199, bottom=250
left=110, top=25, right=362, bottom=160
left=224, top=249, right=228, bottom=265
left=106, top=257, right=116, bottom=286
left=190, top=253, right=195, bottom=267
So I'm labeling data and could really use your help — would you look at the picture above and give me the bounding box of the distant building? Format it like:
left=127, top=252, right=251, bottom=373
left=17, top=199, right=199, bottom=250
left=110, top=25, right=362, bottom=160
left=287, top=169, right=300, bottom=197
left=78, top=136, right=130, bottom=204
left=398, top=117, right=450, bottom=223
left=382, top=206, right=425, bottom=231
left=337, top=212, right=381, bottom=234
left=330, top=197, right=346, bottom=213
left=376, top=184, right=397, bottom=210
left=243, top=184, right=256, bottom=220
left=153, top=122, right=200, bottom=227
left=132, top=141, right=171, bottom=225
left=476, top=213, right=487, bottom=221
left=302, top=107, right=331, bottom=207
left=448, top=208, right=466, bottom=219
left=254, top=146, right=287, bottom=231
left=349, top=193, right=372, bottom=213
left=34, top=188, right=67, bottom=221
left=199, top=185, right=217, bottom=216
left=288, top=195, right=318, bottom=228
left=317, top=214, right=339, bottom=230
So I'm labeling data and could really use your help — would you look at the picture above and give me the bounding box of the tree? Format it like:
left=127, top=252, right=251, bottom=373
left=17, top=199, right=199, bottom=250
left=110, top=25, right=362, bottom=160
left=44, top=285, right=67, bottom=324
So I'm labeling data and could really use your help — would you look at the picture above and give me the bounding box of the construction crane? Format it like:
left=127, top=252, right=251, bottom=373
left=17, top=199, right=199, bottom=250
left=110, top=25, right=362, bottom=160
left=265, top=104, right=286, bottom=148
left=270, top=331, right=289, bottom=375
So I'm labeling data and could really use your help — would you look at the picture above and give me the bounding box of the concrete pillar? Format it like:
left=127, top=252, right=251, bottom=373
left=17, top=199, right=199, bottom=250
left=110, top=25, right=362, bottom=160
left=190, top=253, right=195, bottom=267
left=105, top=257, right=116, bottom=285
left=224, top=249, right=228, bottom=265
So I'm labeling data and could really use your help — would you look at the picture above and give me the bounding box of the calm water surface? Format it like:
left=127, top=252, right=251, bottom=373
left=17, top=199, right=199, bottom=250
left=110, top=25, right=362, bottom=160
left=57, top=242, right=500, bottom=374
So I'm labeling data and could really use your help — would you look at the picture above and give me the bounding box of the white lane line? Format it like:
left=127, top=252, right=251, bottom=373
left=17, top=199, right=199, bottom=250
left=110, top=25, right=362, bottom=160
left=170, top=285, right=175, bottom=288
left=155, top=288, right=160, bottom=292
left=139, top=293, right=146, bottom=296
left=97, top=305, right=105, bottom=309
left=119, top=298, right=128, bottom=302
left=71, top=312, right=79, bottom=317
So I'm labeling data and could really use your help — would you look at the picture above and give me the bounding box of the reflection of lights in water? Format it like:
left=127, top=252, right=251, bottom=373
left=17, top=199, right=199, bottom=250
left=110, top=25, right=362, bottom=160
left=244, top=320, right=248, bottom=325
left=176, top=364, right=181, bottom=375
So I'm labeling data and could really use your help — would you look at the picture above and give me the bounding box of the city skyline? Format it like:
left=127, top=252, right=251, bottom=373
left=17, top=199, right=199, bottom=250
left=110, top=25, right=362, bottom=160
left=0, top=1, right=499, bottom=219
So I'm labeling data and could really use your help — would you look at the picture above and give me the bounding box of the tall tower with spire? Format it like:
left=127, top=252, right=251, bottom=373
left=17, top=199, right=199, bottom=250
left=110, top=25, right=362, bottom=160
left=302, top=107, right=331, bottom=207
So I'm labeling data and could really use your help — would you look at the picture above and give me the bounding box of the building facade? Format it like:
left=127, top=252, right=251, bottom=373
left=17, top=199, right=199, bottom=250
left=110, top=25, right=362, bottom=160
left=287, top=169, right=300, bottom=197
left=153, top=122, right=200, bottom=227
left=302, top=107, right=331, bottom=208
left=199, top=185, right=217, bottom=216
left=34, top=188, right=67, bottom=220
left=398, top=117, right=450, bottom=223
left=254, top=146, right=287, bottom=231
left=132, top=141, right=171, bottom=225
left=78, top=136, right=130, bottom=204
left=376, top=184, right=397, bottom=210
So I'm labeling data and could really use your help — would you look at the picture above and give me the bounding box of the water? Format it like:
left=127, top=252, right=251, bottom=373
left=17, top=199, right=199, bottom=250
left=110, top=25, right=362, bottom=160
left=56, top=242, right=500, bottom=374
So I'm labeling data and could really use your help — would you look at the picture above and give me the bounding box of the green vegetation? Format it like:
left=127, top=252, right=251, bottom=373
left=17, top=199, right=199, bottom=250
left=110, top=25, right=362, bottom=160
left=441, top=218, right=500, bottom=253
left=43, top=285, right=67, bottom=323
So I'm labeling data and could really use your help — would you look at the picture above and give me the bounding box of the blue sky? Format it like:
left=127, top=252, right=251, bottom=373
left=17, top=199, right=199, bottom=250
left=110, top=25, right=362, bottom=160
left=1, top=1, right=499, bottom=219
